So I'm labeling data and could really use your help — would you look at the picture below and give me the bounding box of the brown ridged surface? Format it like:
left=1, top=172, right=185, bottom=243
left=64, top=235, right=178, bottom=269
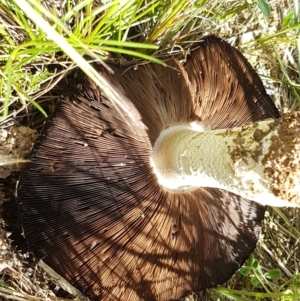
left=18, top=36, right=279, bottom=301
left=185, top=36, right=279, bottom=128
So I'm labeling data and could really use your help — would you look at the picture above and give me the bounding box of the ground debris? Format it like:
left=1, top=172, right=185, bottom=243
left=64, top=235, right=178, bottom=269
left=0, top=127, right=38, bottom=179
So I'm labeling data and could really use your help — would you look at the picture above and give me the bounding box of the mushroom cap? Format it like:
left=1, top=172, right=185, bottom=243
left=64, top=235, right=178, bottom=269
left=18, top=36, right=279, bottom=301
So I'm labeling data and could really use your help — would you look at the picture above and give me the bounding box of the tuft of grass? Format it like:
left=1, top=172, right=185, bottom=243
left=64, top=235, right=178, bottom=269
left=1, top=0, right=300, bottom=125
left=241, top=0, right=300, bottom=107
left=210, top=254, right=300, bottom=300
left=1, top=0, right=209, bottom=124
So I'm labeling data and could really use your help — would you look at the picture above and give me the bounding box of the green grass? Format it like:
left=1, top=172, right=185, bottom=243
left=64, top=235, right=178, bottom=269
left=1, top=0, right=300, bottom=124
left=210, top=254, right=300, bottom=300
left=1, top=0, right=300, bottom=300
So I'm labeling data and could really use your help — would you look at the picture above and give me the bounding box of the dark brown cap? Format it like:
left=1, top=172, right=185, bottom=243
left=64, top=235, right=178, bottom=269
left=18, top=36, right=279, bottom=301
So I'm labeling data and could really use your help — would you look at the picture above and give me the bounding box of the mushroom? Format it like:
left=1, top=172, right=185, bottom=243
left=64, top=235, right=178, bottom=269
left=18, top=35, right=284, bottom=301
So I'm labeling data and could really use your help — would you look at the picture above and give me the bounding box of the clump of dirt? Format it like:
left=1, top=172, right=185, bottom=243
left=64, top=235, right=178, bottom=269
left=0, top=126, right=38, bottom=179
left=263, top=112, right=300, bottom=205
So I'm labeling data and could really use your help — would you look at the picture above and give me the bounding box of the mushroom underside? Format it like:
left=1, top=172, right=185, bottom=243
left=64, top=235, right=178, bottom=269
left=17, top=36, right=279, bottom=301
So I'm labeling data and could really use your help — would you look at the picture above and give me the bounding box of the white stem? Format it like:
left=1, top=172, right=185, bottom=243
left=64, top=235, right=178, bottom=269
left=151, top=112, right=300, bottom=207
